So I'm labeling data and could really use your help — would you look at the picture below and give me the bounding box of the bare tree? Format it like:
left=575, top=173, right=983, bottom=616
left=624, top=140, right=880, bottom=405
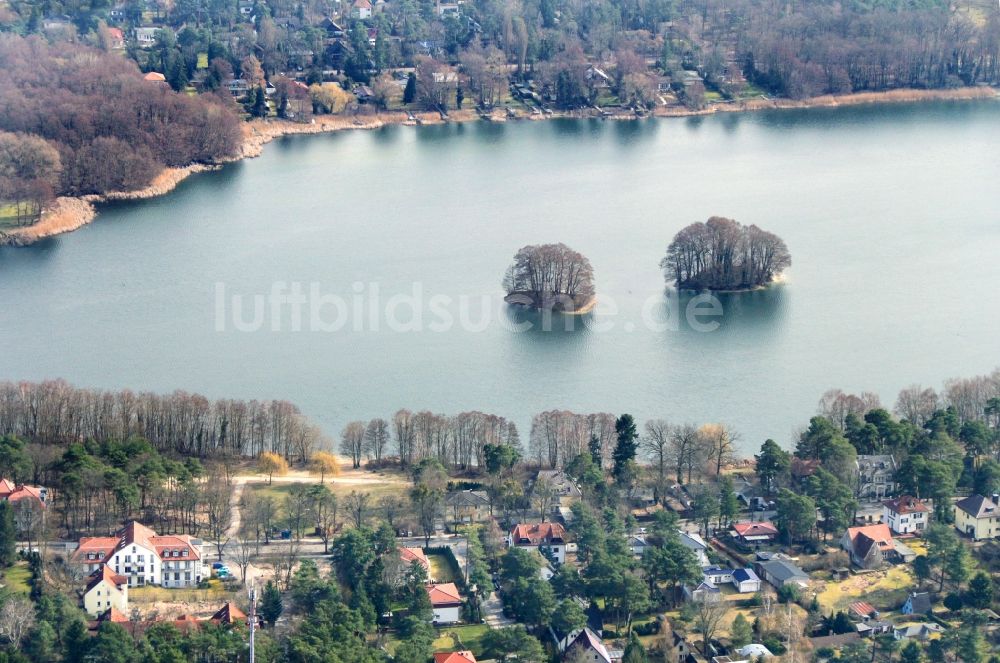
left=203, top=473, right=233, bottom=561
left=504, top=243, right=596, bottom=311
left=311, top=486, right=338, bottom=553
left=894, top=385, right=939, bottom=425
left=232, top=535, right=255, bottom=585
left=670, top=423, right=703, bottom=484
left=695, top=600, right=729, bottom=655
left=531, top=476, right=555, bottom=523
left=642, top=419, right=672, bottom=503
left=379, top=495, right=406, bottom=531
left=364, top=418, right=390, bottom=465
left=699, top=423, right=738, bottom=476
left=340, top=421, right=366, bottom=469
left=0, top=596, right=34, bottom=646
left=345, top=490, right=370, bottom=529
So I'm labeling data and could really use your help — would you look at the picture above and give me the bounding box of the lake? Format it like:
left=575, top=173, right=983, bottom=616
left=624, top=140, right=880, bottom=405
left=2, top=100, right=999, bottom=456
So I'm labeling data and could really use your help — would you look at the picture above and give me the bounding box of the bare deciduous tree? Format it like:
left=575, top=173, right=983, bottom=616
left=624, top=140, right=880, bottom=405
left=503, top=244, right=596, bottom=312
left=340, top=421, right=366, bottom=469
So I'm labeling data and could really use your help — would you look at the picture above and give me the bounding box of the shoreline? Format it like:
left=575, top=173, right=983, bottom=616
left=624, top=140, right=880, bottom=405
left=2, top=85, right=995, bottom=247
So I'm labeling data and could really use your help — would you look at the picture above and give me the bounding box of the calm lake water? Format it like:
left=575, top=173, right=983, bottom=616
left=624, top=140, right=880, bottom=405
left=2, top=101, right=999, bottom=455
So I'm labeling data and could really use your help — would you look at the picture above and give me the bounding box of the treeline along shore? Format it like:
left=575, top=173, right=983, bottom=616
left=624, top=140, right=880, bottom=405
left=1, top=84, right=995, bottom=247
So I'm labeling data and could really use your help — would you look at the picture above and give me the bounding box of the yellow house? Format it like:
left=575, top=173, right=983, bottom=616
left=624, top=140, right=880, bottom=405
left=84, top=565, right=128, bottom=618
left=953, top=494, right=1000, bottom=541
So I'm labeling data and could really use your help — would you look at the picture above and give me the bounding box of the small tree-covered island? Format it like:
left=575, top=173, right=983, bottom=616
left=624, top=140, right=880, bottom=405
left=503, top=243, right=596, bottom=313
left=661, top=217, right=792, bottom=291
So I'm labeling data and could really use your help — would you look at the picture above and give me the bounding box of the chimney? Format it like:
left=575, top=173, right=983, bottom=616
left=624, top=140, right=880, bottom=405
left=992, top=493, right=999, bottom=505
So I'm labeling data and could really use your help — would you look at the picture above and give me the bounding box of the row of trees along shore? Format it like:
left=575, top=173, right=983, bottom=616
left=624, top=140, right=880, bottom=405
left=503, top=218, right=791, bottom=309
left=0, top=35, right=241, bottom=226
left=4, top=366, right=999, bottom=479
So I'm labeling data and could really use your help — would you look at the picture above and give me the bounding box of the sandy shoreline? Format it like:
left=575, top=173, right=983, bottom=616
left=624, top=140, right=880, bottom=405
left=2, top=86, right=995, bottom=247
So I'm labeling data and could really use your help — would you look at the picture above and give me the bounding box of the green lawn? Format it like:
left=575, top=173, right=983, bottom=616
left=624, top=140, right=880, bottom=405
left=2, top=563, right=31, bottom=594
left=443, top=624, right=489, bottom=655
left=426, top=553, right=457, bottom=583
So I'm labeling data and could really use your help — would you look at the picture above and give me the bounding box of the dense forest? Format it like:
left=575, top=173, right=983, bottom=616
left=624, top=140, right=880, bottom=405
left=0, top=34, right=241, bottom=219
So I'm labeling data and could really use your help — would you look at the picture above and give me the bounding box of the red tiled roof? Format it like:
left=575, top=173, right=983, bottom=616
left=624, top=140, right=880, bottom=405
left=791, top=458, right=820, bottom=478
left=845, top=524, right=894, bottom=558
left=510, top=522, right=567, bottom=545
left=400, top=547, right=430, bottom=570
left=427, top=583, right=462, bottom=606
left=143, top=71, right=166, bottom=82
left=86, top=565, right=127, bottom=594
left=434, top=652, right=477, bottom=663
left=0, top=479, right=16, bottom=497
left=850, top=601, right=877, bottom=618
left=733, top=522, right=779, bottom=537
left=98, top=607, right=129, bottom=623
left=210, top=602, right=247, bottom=625
left=883, top=495, right=927, bottom=515
left=72, top=521, right=200, bottom=564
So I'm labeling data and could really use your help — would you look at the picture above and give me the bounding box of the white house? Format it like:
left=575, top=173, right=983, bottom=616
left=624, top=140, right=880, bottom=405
left=134, top=27, right=160, bottom=48
left=508, top=522, right=568, bottom=563
left=71, top=521, right=203, bottom=588
left=703, top=567, right=734, bottom=585
left=83, top=565, right=128, bottom=617
left=954, top=494, right=1000, bottom=541
left=352, top=0, right=372, bottom=19
left=627, top=534, right=650, bottom=558
left=678, top=530, right=711, bottom=567
left=856, top=455, right=897, bottom=500
left=883, top=496, right=928, bottom=534
left=684, top=580, right=721, bottom=603
left=732, top=568, right=762, bottom=593
left=427, top=583, right=462, bottom=624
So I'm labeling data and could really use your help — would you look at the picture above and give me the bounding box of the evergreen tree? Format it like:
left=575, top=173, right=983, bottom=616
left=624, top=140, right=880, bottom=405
left=612, top=414, right=638, bottom=479
left=755, top=439, right=790, bottom=495
left=252, top=85, right=269, bottom=118
left=718, top=476, right=740, bottom=528
left=964, top=571, right=993, bottom=609
left=0, top=502, right=15, bottom=567
left=623, top=632, right=649, bottom=663
left=260, top=580, right=283, bottom=626
left=899, top=640, right=923, bottom=663
left=730, top=613, right=752, bottom=648
left=403, top=72, right=417, bottom=103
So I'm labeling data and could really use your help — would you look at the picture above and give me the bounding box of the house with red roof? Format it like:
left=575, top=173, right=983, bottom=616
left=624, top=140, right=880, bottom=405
left=0, top=478, right=46, bottom=510
left=882, top=496, right=928, bottom=534
left=427, top=582, right=463, bottom=624
left=508, top=522, right=568, bottom=563
left=434, top=652, right=477, bottom=663
left=732, top=521, right=779, bottom=544
left=400, top=546, right=431, bottom=576
left=83, top=565, right=128, bottom=617
left=71, top=521, right=203, bottom=588
left=840, top=523, right=914, bottom=569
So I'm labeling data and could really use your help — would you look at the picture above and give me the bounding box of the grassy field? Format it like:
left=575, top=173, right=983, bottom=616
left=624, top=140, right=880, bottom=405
left=130, top=578, right=235, bottom=605
left=1, top=563, right=31, bottom=594
left=248, top=477, right=409, bottom=503
left=426, top=552, right=457, bottom=583
left=816, top=565, right=914, bottom=613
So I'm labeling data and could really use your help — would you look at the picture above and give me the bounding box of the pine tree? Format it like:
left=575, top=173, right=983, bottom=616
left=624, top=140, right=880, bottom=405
left=623, top=632, right=649, bottom=663
left=253, top=85, right=269, bottom=118
left=612, top=414, right=638, bottom=479
left=260, top=580, right=283, bottom=626
left=0, top=502, right=15, bottom=567
left=403, top=72, right=417, bottom=104
left=730, top=613, right=752, bottom=648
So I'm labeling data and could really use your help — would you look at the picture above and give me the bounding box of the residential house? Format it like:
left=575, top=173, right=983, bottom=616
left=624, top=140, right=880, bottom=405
left=83, top=565, right=128, bottom=618
left=535, top=470, right=583, bottom=508
left=678, top=530, right=711, bottom=567
left=627, top=534, right=649, bottom=558
left=134, top=27, right=160, bottom=48
left=849, top=601, right=892, bottom=637
left=808, top=632, right=860, bottom=650
left=893, top=623, right=944, bottom=641
left=0, top=478, right=46, bottom=509
left=586, top=65, right=613, bottom=88
left=791, top=457, right=821, bottom=485
left=731, top=522, right=778, bottom=545
left=226, top=79, right=251, bottom=96
left=434, top=652, right=477, bottom=663
left=71, top=521, right=203, bottom=588
left=427, top=583, right=463, bottom=624
left=900, top=592, right=931, bottom=616
left=883, top=496, right=928, bottom=534
left=209, top=602, right=248, bottom=626
left=352, top=0, right=373, bottom=19
left=755, top=558, right=809, bottom=589
left=684, top=580, right=722, bottom=603
left=731, top=568, right=761, bottom=593
left=703, top=568, right=734, bottom=585
left=143, top=72, right=168, bottom=84
left=106, top=27, right=125, bottom=49
left=564, top=627, right=613, bottom=663
left=855, top=455, right=897, bottom=500
left=508, top=522, right=568, bottom=563
left=953, top=494, right=1000, bottom=540
left=437, top=2, right=460, bottom=17
left=400, top=547, right=431, bottom=576
left=841, top=524, right=914, bottom=569
left=320, top=17, right=345, bottom=38
left=238, top=0, right=254, bottom=16
left=444, top=490, right=490, bottom=524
